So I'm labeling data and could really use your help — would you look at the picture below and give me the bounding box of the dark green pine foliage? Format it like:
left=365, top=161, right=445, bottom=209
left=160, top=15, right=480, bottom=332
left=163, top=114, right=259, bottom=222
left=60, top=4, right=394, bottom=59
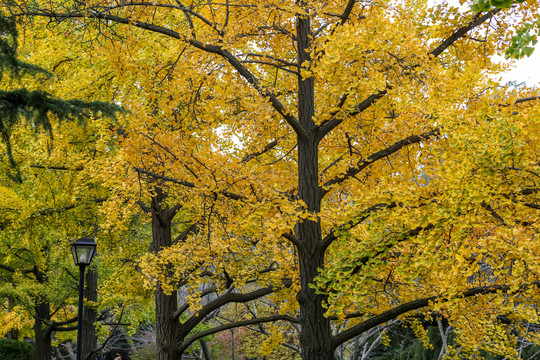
left=0, top=15, right=122, bottom=183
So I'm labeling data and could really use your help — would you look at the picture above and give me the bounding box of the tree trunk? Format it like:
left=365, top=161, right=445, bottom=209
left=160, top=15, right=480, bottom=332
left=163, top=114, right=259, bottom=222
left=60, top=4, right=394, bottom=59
left=151, top=188, right=183, bottom=360
left=82, top=267, right=98, bottom=360
left=6, top=297, right=19, bottom=340
left=295, top=5, right=334, bottom=359
left=34, top=302, right=52, bottom=360
left=200, top=339, right=212, bottom=360
left=297, top=245, right=333, bottom=360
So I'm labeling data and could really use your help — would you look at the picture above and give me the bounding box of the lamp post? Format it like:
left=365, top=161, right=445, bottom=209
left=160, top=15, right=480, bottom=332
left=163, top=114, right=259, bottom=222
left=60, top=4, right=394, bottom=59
left=71, top=237, right=97, bottom=360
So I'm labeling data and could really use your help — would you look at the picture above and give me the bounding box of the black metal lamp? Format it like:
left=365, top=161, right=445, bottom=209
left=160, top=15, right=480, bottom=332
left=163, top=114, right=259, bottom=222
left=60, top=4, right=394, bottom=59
left=71, top=237, right=97, bottom=360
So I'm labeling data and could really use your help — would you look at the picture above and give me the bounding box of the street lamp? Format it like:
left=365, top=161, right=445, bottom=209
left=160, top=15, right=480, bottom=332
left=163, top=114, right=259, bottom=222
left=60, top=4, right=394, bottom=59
left=71, top=237, right=97, bottom=360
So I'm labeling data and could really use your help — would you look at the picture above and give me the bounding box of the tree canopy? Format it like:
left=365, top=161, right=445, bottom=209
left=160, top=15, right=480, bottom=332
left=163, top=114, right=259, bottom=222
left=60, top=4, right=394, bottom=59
left=1, top=0, right=540, bottom=359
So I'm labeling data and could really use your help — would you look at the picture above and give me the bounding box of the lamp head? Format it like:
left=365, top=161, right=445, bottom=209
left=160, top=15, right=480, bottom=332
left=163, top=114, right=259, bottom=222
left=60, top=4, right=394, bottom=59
left=71, top=237, right=97, bottom=266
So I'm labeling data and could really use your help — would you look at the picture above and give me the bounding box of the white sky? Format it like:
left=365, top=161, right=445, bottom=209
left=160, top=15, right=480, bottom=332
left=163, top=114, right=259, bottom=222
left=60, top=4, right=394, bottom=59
left=426, top=0, right=540, bottom=87
left=496, top=51, right=540, bottom=87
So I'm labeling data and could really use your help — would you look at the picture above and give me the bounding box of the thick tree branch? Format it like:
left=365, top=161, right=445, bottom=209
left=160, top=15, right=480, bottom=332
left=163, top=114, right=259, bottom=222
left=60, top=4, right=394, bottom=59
left=340, top=0, right=358, bottom=24
left=133, top=166, right=246, bottom=200
left=50, top=316, right=78, bottom=329
left=257, top=25, right=297, bottom=41
left=282, top=232, right=301, bottom=248
left=512, top=96, right=540, bottom=105
left=29, top=197, right=107, bottom=218
left=481, top=202, right=507, bottom=226
left=319, top=9, right=500, bottom=139
left=173, top=286, right=219, bottom=321
left=0, top=263, right=17, bottom=273
left=317, top=89, right=388, bottom=139
left=349, top=224, right=434, bottom=276
left=179, top=287, right=277, bottom=336
left=187, top=39, right=307, bottom=138
left=23, top=11, right=183, bottom=38
left=320, top=202, right=398, bottom=251
left=30, top=164, right=84, bottom=171
left=181, top=314, right=299, bottom=353
left=523, top=202, right=540, bottom=209
left=242, top=53, right=298, bottom=68
left=429, top=9, right=501, bottom=57
left=321, top=127, right=440, bottom=195
left=242, top=139, right=279, bottom=163
left=53, top=326, right=78, bottom=332
left=98, top=2, right=220, bottom=34
left=498, top=96, right=540, bottom=107
left=27, top=14, right=299, bottom=135
left=240, top=59, right=299, bottom=75
left=173, top=223, right=199, bottom=244
left=332, top=281, right=540, bottom=348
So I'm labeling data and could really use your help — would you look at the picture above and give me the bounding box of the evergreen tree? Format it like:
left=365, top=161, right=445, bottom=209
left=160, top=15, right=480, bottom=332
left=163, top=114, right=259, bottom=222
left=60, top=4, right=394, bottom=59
left=0, top=14, right=121, bottom=183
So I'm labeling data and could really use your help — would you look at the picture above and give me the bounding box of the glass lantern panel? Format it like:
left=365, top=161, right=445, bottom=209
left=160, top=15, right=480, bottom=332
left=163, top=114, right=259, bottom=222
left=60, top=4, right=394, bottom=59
left=76, top=246, right=95, bottom=265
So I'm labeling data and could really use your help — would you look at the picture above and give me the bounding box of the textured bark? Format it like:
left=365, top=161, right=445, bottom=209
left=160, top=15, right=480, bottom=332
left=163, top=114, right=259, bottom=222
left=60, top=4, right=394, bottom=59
left=297, top=245, right=333, bottom=360
left=155, top=284, right=183, bottom=360
left=151, top=187, right=183, bottom=360
left=82, top=267, right=98, bottom=360
left=34, top=302, right=52, bottom=360
left=295, top=7, right=334, bottom=360
left=6, top=297, right=19, bottom=340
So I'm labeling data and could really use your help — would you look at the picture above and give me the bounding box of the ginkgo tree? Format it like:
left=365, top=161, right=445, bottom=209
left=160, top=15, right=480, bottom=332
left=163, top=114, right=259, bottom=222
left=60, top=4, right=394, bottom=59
left=8, top=0, right=540, bottom=359
left=11, top=15, right=298, bottom=360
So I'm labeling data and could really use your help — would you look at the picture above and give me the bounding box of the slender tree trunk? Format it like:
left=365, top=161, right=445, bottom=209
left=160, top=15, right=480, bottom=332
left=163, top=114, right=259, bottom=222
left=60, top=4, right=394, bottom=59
left=200, top=339, right=212, bottom=360
left=34, top=302, right=52, bottom=360
left=151, top=188, right=182, bottom=360
left=82, top=267, right=98, bottom=360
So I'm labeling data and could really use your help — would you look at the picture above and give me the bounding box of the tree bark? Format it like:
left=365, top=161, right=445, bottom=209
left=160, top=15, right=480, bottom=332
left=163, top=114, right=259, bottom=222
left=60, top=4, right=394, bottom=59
left=34, top=301, right=52, bottom=360
left=295, top=6, right=334, bottom=360
left=82, top=267, right=98, bottom=360
left=6, top=297, right=19, bottom=340
left=151, top=188, right=183, bottom=360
